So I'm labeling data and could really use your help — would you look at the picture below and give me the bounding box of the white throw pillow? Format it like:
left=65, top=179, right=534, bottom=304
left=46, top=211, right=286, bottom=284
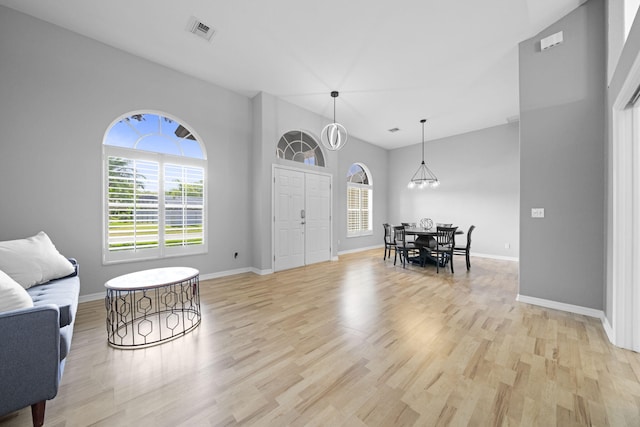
left=0, top=231, right=75, bottom=289
left=0, top=269, right=33, bottom=312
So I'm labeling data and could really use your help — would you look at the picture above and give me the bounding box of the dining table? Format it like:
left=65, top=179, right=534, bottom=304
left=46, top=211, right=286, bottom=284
left=403, top=227, right=464, bottom=267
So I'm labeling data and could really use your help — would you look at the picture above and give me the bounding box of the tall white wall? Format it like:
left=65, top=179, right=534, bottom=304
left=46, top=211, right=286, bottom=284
left=388, top=123, right=520, bottom=259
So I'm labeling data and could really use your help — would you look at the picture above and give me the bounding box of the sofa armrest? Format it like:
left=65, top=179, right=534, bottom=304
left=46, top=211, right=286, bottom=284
left=0, top=305, right=61, bottom=417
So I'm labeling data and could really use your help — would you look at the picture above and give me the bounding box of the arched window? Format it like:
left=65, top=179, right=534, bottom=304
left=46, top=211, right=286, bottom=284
left=347, top=163, right=373, bottom=236
left=103, top=112, right=207, bottom=263
left=276, top=130, right=325, bottom=167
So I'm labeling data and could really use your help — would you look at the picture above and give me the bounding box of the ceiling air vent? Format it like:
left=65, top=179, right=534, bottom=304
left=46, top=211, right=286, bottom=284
left=388, top=127, right=400, bottom=133
left=187, top=16, right=216, bottom=42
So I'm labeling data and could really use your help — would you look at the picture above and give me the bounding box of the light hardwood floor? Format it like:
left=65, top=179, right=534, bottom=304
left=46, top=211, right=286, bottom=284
left=2, top=250, right=640, bottom=426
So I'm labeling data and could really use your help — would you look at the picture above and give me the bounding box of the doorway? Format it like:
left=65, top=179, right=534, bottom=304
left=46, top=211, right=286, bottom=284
left=273, top=166, right=332, bottom=271
left=610, top=56, right=640, bottom=352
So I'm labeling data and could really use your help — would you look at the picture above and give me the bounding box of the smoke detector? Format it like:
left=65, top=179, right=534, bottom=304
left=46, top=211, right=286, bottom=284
left=186, top=16, right=216, bottom=42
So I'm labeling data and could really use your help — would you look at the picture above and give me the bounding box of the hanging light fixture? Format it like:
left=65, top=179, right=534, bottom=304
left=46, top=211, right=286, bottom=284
left=320, top=91, right=348, bottom=151
left=408, top=119, right=439, bottom=189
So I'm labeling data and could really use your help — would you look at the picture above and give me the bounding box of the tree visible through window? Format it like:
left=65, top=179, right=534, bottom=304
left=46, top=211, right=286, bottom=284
left=347, top=163, right=372, bottom=236
left=103, top=112, right=207, bottom=263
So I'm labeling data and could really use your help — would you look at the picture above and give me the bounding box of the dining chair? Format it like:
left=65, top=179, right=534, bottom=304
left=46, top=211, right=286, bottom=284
left=452, top=225, right=475, bottom=270
left=382, top=223, right=396, bottom=261
left=401, top=222, right=417, bottom=242
left=393, top=226, right=419, bottom=268
left=434, top=226, right=458, bottom=273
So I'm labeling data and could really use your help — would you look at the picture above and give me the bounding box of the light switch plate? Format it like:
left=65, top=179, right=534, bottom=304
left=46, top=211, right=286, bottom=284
left=531, top=208, right=545, bottom=218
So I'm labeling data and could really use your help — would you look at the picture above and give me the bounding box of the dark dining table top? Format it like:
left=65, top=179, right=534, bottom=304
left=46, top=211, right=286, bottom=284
left=404, top=227, right=464, bottom=236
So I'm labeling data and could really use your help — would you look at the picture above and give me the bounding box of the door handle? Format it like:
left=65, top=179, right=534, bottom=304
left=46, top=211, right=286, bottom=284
left=301, top=221, right=306, bottom=225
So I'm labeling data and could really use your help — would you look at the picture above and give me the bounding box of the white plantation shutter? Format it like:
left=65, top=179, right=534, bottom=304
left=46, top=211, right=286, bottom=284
left=346, top=163, right=373, bottom=236
left=361, top=188, right=370, bottom=231
left=164, top=164, right=204, bottom=249
left=107, top=157, right=160, bottom=255
left=346, top=185, right=372, bottom=236
left=347, top=187, right=361, bottom=233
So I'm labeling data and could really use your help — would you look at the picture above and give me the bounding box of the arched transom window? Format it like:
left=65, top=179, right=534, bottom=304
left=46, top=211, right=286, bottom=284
left=347, top=163, right=373, bottom=236
left=103, top=112, right=207, bottom=263
left=276, top=130, right=325, bottom=167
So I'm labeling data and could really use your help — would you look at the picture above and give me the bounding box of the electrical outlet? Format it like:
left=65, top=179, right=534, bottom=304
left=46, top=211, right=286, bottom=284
left=505, top=243, right=510, bottom=249
left=531, top=208, right=545, bottom=218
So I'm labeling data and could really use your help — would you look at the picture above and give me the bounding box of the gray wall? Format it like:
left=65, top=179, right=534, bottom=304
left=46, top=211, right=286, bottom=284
left=251, top=92, right=387, bottom=265
left=0, top=6, right=253, bottom=296
left=518, top=0, right=605, bottom=309
left=252, top=92, right=339, bottom=271
left=337, top=134, right=389, bottom=253
left=0, top=5, right=389, bottom=294
left=388, top=123, right=520, bottom=259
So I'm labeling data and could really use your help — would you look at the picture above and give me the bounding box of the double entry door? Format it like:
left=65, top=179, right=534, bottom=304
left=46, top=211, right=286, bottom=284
left=274, top=167, right=331, bottom=271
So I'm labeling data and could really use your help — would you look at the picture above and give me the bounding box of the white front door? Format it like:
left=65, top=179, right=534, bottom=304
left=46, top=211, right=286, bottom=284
left=274, top=168, right=305, bottom=271
left=305, top=173, right=331, bottom=265
left=274, top=167, right=331, bottom=271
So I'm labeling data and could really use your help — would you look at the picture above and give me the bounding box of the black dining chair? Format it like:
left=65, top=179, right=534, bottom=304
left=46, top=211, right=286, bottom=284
left=393, top=226, right=419, bottom=268
left=401, top=222, right=417, bottom=242
left=452, top=225, right=475, bottom=271
left=382, top=223, right=396, bottom=261
left=434, top=226, right=458, bottom=273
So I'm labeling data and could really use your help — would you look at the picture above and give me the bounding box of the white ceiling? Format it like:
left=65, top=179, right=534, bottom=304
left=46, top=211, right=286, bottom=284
left=0, top=0, right=583, bottom=149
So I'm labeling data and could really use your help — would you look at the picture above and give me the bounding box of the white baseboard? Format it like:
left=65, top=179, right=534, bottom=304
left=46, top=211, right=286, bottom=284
left=333, top=247, right=518, bottom=261
left=79, top=292, right=105, bottom=303
left=602, top=314, right=615, bottom=343
left=79, top=267, right=266, bottom=302
left=200, top=267, right=249, bottom=280
left=473, top=252, right=519, bottom=262
left=338, top=244, right=384, bottom=256
left=250, top=267, right=273, bottom=275
left=516, top=294, right=604, bottom=319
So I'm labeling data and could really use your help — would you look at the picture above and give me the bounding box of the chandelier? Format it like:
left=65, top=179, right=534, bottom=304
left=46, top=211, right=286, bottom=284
left=408, top=119, right=439, bottom=189
left=320, top=91, right=348, bottom=151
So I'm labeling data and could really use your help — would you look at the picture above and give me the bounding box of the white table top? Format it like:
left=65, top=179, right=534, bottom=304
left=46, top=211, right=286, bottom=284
left=105, top=267, right=199, bottom=290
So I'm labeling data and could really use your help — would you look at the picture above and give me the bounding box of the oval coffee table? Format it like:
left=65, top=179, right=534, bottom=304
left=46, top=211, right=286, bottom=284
left=105, top=267, right=201, bottom=349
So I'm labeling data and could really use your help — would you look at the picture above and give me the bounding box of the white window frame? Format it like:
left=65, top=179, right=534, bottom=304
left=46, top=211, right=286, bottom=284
left=276, top=130, right=326, bottom=167
left=102, top=113, right=207, bottom=264
left=347, top=163, right=373, bottom=237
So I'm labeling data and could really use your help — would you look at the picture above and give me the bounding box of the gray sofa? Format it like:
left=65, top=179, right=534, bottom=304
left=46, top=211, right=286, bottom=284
left=0, top=258, right=79, bottom=427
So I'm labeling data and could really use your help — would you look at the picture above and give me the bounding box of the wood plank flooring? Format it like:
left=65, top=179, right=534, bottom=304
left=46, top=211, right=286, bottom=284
left=2, top=250, right=640, bottom=426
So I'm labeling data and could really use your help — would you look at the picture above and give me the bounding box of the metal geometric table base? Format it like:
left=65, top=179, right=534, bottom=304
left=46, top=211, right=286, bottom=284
left=105, top=275, right=201, bottom=349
